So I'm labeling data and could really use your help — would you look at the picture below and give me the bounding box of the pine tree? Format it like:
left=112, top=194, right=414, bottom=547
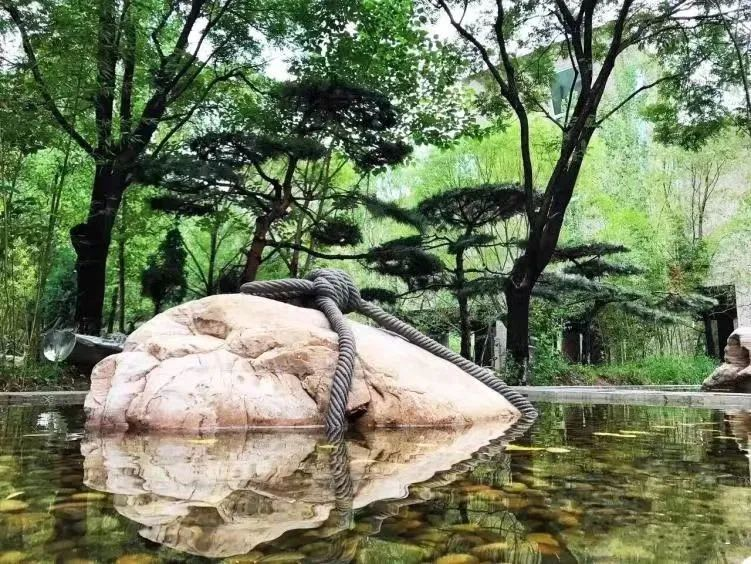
left=139, top=78, right=412, bottom=284
left=361, top=184, right=527, bottom=360
left=535, top=242, right=714, bottom=364
left=141, top=228, right=187, bottom=316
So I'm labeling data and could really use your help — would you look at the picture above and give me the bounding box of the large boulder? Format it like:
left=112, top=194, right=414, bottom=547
left=85, top=294, right=519, bottom=431
left=702, top=327, right=751, bottom=392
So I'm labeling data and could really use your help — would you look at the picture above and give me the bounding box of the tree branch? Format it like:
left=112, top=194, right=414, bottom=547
left=596, top=74, right=681, bottom=125
left=2, top=3, right=95, bottom=156
left=265, top=240, right=371, bottom=260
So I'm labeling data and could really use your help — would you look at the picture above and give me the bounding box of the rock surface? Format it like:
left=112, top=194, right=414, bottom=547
left=84, top=294, right=519, bottom=431
left=82, top=424, right=514, bottom=557
left=702, top=327, right=751, bottom=392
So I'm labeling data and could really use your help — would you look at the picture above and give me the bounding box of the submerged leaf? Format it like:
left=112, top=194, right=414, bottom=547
left=593, top=432, right=638, bottom=438
left=546, top=447, right=571, bottom=453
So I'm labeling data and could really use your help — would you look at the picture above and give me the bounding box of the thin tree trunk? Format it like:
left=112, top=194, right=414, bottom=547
left=289, top=209, right=308, bottom=278
left=207, top=221, right=218, bottom=294
left=106, top=289, right=117, bottom=334
left=455, top=249, right=472, bottom=360
left=28, top=141, right=71, bottom=356
left=117, top=192, right=127, bottom=332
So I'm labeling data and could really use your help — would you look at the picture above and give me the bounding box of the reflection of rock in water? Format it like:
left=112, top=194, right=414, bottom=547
left=82, top=423, right=515, bottom=558
left=726, top=410, right=751, bottom=442
left=725, top=410, right=751, bottom=480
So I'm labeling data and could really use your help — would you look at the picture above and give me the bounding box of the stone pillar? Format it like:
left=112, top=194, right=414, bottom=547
left=494, top=320, right=507, bottom=372
left=736, top=284, right=751, bottom=327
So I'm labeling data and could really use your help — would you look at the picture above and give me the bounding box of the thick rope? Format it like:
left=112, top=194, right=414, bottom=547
left=240, top=268, right=537, bottom=433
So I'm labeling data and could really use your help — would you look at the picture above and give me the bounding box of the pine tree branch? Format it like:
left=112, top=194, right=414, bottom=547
left=264, top=241, right=371, bottom=260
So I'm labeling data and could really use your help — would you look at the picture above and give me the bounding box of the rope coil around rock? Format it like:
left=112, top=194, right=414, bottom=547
left=240, top=268, right=537, bottom=434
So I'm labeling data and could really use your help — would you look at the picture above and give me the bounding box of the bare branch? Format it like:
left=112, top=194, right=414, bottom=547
left=152, top=71, right=239, bottom=156
left=596, top=74, right=681, bottom=125
left=433, top=0, right=510, bottom=95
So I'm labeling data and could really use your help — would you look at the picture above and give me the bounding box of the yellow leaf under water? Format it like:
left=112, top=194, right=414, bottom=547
left=186, top=438, right=216, bottom=445
left=505, top=445, right=544, bottom=452
left=593, top=432, right=637, bottom=438
left=545, top=447, right=571, bottom=454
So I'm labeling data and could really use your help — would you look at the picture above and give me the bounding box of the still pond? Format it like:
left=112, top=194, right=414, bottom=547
left=0, top=402, right=749, bottom=563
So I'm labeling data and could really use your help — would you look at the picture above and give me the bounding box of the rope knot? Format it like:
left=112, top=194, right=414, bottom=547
left=306, top=269, right=361, bottom=314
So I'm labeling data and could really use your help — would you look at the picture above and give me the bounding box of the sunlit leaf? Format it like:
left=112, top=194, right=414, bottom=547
left=505, top=444, right=545, bottom=451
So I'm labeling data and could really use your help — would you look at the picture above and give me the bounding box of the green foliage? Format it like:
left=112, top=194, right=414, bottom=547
left=359, top=195, right=425, bottom=230
left=587, top=355, right=717, bottom=386
left=140, top=228, right=187, bottom=315
left=359, top=287, right=398, bottom=305
left=288, top=0, right=478, bottom=145
left=0, top=360, right=87, bottom=391
left=310, top=218, right=362, bottom=247
left=533, top=352, right=717, bottom=387
left=1, top=0, right=750, bottom=387
left=417, top=184, right=526, bottom=228
left=365, top=236, right=444, bottom=290
left=38, top=247, right=77, bottom=328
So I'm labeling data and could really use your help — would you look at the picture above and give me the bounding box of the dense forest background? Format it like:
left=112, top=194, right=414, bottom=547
left=2, top=0, right=751, bottom=387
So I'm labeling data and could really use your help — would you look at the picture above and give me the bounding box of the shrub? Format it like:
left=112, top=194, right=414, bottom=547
left=531, top=352, right=717, bottom=386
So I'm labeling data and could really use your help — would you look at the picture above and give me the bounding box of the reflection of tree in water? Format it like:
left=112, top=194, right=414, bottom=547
left=514, top=403, right=751, bottom=563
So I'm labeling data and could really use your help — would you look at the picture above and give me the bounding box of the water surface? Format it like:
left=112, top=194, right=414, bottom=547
left=0, top=403, right=749, bottom=563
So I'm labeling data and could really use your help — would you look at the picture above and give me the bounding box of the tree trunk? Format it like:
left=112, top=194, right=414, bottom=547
left=458, top=293, right=471, bottom=360
left=505, top=284, right=532, bottom=383
left=117, top=193, right=127, bottom=333
left=106, top=289, right=117, bottom=334
left=455, top=249, right=472, bottom=360
left=207, top=223, right=218, bottom=295
left=288, top=210, right=307, bottom=278
left=70, top=164, right=126, bottom=335
left=242, top=216, right=272, bottom=284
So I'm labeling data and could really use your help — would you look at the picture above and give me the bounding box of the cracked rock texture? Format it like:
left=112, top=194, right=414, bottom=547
left=84, top=294, right=519, bottom=431
left=702, top=327, right=751, bottom=392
